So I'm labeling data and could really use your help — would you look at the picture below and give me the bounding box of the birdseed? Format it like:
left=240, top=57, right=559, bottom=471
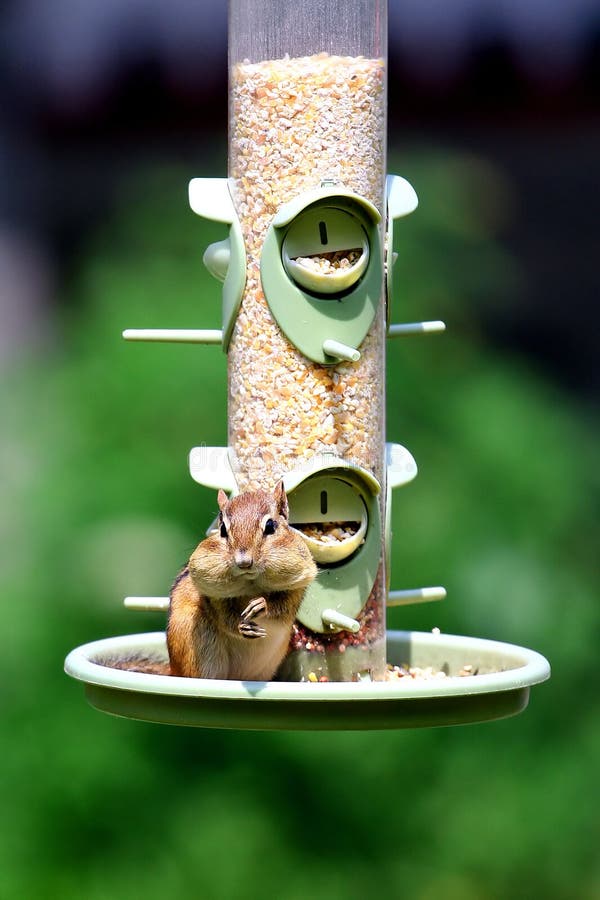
left=294, top=521, right=361, bottom=544
left=385, top=664, right=477, bottom=681
left=293, top=248, right=362, bottom=273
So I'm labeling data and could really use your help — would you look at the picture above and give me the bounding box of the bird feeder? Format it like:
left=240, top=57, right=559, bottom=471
left=65, top=0, right=549, bottom=728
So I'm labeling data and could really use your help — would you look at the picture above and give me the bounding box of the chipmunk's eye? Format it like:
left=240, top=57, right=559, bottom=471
left=263, top=518, right=277, bottom=536
left=219, top=521, right=228, bottom=539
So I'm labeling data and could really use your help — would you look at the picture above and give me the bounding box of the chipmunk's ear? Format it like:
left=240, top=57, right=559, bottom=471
left=217, top=489, right=229, bottom=512
left=274, top=480, right=289, bottom=519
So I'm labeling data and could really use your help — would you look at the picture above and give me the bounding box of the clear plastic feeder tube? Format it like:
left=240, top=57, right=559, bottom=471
left=228, top=0, right=388, bottom=681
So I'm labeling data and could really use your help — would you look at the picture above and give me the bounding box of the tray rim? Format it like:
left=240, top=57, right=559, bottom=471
left=64, top=630, right=551, bottom=703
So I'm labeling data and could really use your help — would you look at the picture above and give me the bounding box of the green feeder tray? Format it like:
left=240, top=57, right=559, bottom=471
left=64, top=630, right=550, bottom=732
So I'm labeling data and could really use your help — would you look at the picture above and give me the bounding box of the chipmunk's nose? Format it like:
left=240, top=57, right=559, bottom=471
left=234, top=550, right=254, bottom=570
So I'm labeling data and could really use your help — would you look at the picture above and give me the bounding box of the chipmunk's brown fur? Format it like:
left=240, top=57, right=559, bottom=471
left=106, top=482, right=317, bottom=681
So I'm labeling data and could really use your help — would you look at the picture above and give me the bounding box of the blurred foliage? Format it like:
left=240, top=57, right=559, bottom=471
left=1, top=151, right=598, bottom=900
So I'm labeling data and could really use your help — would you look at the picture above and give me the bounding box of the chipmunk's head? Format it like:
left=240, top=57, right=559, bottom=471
left=190, top=482, right=316, bottom=596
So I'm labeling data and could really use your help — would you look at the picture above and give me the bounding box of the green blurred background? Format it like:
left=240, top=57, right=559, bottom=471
left=1, top=2, right=599, bottom=898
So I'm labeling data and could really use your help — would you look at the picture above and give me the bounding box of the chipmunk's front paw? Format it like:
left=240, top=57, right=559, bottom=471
left=238, top=621, right=267, bottom=639
left=241, top=596, right=268, bottom=622
left=239, top=597, right=268, bottom=639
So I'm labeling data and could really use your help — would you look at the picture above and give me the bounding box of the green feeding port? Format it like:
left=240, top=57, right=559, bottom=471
left=288, top=475, right=369, bottom=565
left=281, top=206, right=370, bottom=295
left=188, top=177, right=247, bottom=351
left=261, top=184, right=383, bottom=365
left=283, top=460, right=382, bottom=634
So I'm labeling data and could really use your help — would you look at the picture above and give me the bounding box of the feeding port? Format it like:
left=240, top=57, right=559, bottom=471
left=64, top=0, right=550, bottom=729
left=289, top=477, right=368, bottom=565
left=281, top=205, right=370, bottom=295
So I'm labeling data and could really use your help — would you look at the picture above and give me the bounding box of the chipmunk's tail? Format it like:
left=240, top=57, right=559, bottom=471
left=101, top=655, right=171, bottom=676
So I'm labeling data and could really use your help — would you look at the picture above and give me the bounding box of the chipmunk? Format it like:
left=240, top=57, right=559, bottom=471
left=107, top=482, right=317, bottom=680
